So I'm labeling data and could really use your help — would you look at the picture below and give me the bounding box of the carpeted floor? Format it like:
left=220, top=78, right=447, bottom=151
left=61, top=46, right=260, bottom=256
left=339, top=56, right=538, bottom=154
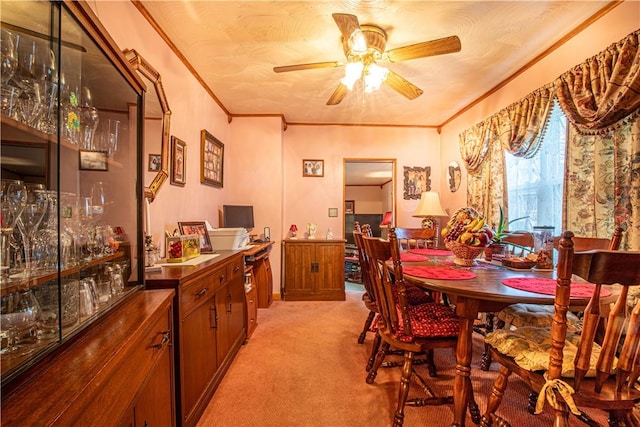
left=197, top=284, right=608, bottom=426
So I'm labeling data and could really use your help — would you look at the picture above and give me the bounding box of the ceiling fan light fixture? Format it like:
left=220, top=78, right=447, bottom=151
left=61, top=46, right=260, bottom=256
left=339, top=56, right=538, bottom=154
left=364, top=63, right=388, bottom=93
left=341, top=61, right=364, bottom=90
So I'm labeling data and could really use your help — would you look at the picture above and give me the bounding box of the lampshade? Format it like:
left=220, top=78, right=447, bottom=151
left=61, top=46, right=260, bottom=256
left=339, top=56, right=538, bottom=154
left=412, top=191, right=447, bottom=218
left=380, top=211, right=393, bottom=226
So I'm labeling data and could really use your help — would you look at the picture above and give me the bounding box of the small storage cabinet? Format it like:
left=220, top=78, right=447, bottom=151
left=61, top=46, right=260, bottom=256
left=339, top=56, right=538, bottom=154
left=282, top=239, right=345, bottom=301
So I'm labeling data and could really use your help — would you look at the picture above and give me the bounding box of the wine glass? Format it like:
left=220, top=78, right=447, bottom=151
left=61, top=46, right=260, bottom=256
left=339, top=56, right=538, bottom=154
left=1, top=28, right=20, bottom=119
left=0, top=180, right=26, bottom=281
left=16, top=185, right=48, bottom=278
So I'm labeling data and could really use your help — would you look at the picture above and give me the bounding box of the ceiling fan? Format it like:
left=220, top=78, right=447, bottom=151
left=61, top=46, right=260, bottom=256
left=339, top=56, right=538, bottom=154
left=273, top=13, right=461, bottom=105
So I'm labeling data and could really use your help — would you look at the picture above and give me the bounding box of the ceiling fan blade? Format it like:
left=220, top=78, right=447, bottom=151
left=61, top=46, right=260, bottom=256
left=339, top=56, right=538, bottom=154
left=384, top=70, right=424, bottom=100
left=273, top=61, right=344, bottom=73
left=332, top=13, right=361, bottom=41
left=386, top=35, right=461, bottom=63
left=326, top=83, right=349, bottom=105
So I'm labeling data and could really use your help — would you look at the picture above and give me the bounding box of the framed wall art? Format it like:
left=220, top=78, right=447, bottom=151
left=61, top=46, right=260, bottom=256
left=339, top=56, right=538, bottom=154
left=178, top=220, right=213, bottom=253
left=403, top=166, right=431, bottom=200
left=345, top=200, right=355, bottom=214
left=148, top=154, right=161, bottom=172
left=302, top=159, right=324, bottom=177
left=79, top=150, right=108, bottom=171
left=171, top=136, right=186, bottom=186
left=200, top=130, right=224, bottom=188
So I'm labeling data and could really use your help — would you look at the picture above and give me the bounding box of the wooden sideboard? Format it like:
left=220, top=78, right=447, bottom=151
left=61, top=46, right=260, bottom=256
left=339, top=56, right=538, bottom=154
left=282, top=239, right=346, bottom=301
left=244, top=241, right=275, bottom=308
left=1, top=289, right=175, bottom=426
left=145, top=251, right=245, bottom=427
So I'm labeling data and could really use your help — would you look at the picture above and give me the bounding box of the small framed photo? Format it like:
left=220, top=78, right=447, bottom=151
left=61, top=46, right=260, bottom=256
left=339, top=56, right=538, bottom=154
left=200, top=130, right=224, bottom=188
left=178, top=221, right=213, bottom=253
left=328, top=208, right=338, bottom=217
left=171, top=136, right=186, bottom=186
left=148, top=154, right=161, bottom=172
left=302, top=159, right=324, bottom=177
left=345, top=200, right=355, bottom=214
left=79, top=150, right=108, bottom=171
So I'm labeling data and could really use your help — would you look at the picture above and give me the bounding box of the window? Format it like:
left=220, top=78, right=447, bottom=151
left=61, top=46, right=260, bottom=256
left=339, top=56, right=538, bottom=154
left=505, top=101, right=567, bottom=235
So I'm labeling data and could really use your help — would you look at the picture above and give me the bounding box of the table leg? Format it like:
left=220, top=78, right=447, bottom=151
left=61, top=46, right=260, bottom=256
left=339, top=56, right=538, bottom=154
left=452, top=297, right=480, bottom=427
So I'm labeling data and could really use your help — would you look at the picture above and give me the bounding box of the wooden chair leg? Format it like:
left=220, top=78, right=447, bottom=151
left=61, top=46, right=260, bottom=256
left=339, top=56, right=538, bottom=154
left=358, top=310, right=376, bottom=344
left=480, top=365, right=512, bottom=427
left=392, top=351, right=414, bottom=427
left=366, top=331, right=381, bottom=372
left=367, top=341, right=389, bottom=384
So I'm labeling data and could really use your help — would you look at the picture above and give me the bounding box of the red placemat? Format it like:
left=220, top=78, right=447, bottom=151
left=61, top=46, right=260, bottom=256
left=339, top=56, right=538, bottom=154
left=399, top=253, right=429, bottom=262
left=409, top=249, right=454, bottom=256
left=403, top=266, right=476, bottom=280
left=502, top=277, right=611, bottom=297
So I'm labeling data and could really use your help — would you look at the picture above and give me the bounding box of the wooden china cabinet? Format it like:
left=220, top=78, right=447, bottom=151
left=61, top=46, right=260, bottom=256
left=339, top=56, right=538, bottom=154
left=1, top=1, right=175, bottom=426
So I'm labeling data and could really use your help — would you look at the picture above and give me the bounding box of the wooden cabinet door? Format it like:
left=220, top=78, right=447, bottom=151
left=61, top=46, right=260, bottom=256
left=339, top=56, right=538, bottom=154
left=263, top=256, right=273, bottom=306
left=316, top=243, right=345, bottom=297
left=283, top=243, right=315, bottom=297
left=215, top=280, right=245, bottom=364
left=181, top=297, right=217, bottom=425
left=134, top=334, right=174, bottom=427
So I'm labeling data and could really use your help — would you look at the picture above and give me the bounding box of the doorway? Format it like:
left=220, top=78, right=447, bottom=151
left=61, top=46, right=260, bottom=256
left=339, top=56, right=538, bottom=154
left=343, top=159, right=396, bottom=247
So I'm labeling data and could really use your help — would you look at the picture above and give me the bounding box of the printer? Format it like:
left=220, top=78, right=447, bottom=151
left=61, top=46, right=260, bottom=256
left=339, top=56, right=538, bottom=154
left=208, top=227, right=250, bottom=250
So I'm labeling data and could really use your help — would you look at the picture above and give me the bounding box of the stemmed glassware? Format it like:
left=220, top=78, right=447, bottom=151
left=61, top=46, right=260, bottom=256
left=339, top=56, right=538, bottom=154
left=16, top=184, right=48, bottom=278
left=80, top=87, right=99, bottom=150
left=1, top=28, right=20, bottom=119
left=0, top=289, right=40, bottom=357
left=0, top=180, right=27, bottom=282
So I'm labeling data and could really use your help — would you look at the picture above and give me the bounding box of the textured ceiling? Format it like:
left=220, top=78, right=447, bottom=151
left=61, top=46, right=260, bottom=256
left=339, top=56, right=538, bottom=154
left=136, top=0, right=613, bottom=127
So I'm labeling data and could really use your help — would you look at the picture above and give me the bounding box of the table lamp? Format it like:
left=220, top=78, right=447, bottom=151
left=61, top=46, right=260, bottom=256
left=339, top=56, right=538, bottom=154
left=413, top=191, right=448, bottom=246
left=380, top=211, right=393, bottom=228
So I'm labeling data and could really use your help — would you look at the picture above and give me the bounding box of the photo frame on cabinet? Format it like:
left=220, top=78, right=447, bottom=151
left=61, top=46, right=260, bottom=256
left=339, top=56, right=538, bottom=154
left=171, top=136, right=186, bottom=186
left=148, top=154, right=161, bottom=172
left=403, top=166, right=431, bottom=200
left=345, top=200, right=355, bottom=214
left=79, top=150, right=108, bottom=171
left=302, top=159, right=324, bottom=177
left=178, top=221, right=213, bottom=253
left=200, top=130, right=224, bottom=188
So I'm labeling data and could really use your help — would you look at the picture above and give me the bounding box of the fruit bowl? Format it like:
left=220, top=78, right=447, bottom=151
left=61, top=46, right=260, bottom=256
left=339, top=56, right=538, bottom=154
left=445, top=240, right=485, bottom=266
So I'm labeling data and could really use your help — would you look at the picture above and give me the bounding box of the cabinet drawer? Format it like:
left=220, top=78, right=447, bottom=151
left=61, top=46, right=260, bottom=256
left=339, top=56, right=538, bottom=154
left=228, top=256, right=244, bottom=283
left=180, top=267, right=224, bottom=316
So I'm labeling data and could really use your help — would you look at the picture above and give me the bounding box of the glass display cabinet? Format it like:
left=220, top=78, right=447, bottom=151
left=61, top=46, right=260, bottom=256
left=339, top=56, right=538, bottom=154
left=1, top=1, right=144, bottom=386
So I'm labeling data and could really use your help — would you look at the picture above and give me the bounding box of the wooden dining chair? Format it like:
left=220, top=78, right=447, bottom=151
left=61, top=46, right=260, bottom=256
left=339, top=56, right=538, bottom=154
left=502, top=230, right=535, bottom=257
left=481, top=231, right=640, bottom=427
left=363, top=229, right=479, bottom=427
left=394, top=227, right=436, bottom=250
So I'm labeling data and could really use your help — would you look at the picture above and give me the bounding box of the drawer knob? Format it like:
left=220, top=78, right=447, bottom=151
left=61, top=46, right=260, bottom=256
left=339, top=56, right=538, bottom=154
left=195, top=287, right=209, bottom=298
left=152, top=330, right=170, bottom=349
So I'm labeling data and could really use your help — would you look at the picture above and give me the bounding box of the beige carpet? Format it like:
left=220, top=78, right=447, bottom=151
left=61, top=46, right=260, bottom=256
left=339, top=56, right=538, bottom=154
left=197, top=284, right=608, bottom=426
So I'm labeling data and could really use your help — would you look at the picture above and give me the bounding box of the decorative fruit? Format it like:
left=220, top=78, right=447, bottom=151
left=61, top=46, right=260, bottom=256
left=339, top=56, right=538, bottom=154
left=444, top=207, right=493, bottom=248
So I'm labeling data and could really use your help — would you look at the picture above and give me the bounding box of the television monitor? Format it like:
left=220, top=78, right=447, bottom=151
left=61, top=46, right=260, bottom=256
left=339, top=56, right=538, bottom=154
left=222, top=205, right=255, bottom=230
left=344, top=214, right=383, bottom=246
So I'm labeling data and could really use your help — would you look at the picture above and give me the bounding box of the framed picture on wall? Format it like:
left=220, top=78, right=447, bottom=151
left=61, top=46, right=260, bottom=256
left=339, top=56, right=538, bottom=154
left=403, top=166, right=431, bottom=200
left=171, top=136, right=186, bottom=186
left=200, top=130, right=224, bottom=188
left=302, top=159, right=324, bottom=177
left=345, top=200, right=355, bottom=214
left=148, top=154, right=161, bottom=172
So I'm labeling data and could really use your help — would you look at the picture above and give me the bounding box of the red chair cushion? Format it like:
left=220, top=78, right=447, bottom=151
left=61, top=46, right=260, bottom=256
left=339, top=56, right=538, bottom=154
left=402, top=284, right=434, bottom=305
left=396, top=303, right=459, bottom=342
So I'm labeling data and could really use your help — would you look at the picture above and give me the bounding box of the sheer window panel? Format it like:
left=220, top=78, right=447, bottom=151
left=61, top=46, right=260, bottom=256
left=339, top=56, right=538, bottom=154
left=505, top=101, right=567, bottom=235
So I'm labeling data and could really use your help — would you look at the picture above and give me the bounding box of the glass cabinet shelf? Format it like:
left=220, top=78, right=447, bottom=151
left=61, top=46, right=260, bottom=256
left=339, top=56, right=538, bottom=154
left=0, top=1, right=145, bottom=387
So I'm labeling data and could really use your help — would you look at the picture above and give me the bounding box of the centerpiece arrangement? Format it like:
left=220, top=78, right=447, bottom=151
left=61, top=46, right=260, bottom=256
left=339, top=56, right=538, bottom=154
left=441, top=207, right=494, bottom=266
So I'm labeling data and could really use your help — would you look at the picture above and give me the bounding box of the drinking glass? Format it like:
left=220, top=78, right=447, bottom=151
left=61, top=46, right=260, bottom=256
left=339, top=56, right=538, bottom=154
left=0, top=289, right=40, bottom=356
left=1, top=28, right=18, bottom=85
left=1, top=180, right=26, bottom=282
left=16, top=185, right=48, bottom=278
left=80, top=87, right=99, bottom=150
left=90, top=181, right=105, bottom=224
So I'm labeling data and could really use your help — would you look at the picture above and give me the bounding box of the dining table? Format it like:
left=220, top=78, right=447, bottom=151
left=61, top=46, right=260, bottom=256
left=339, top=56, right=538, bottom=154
left=396, top=248, right=616, bottom=427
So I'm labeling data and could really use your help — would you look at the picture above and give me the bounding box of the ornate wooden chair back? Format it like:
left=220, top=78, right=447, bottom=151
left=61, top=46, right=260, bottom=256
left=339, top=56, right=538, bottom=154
left=353, top=224, right=375, bottom=303
left=552, top=226, right=623, bottom=251
left=393, top=227, right=436, bottom=250
left=483, top=232, right=640, bottom=426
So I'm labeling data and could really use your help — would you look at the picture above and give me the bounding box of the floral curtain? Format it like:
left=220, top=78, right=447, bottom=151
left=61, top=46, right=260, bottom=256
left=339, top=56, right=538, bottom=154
left=558, top=30, right=640, bottom=249
left=460, top=85, right=555, bottom=223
